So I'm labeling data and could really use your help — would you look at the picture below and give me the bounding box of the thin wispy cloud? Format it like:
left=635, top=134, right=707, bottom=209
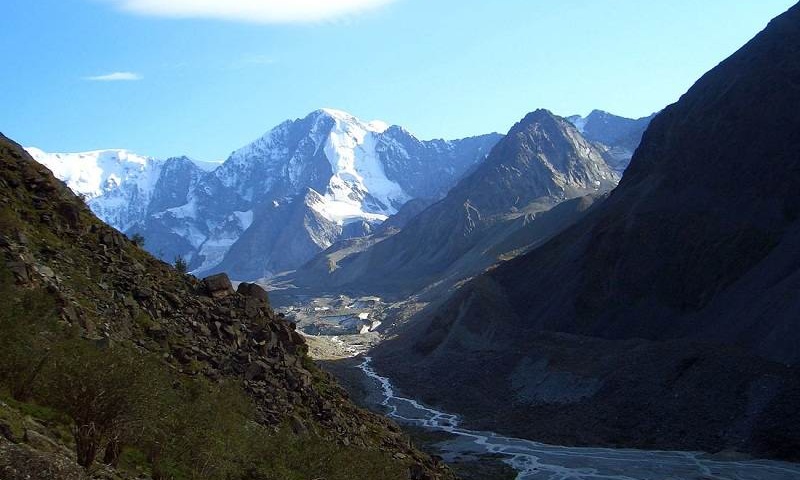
left=84, top=72, right=143, bottom=82
left=232, top=54, right=278, bottom=69
left=100, top=0, right=397, bottom=24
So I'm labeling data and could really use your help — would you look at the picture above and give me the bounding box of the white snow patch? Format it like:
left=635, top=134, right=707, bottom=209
left=166, top=200, right=199, bottom=219
left=307, top=190, right=389, bottom=224
left=233, top=210, right=254, bottom=230
left=569, top=115, right=588, bottom=134
left=26, top=147, right=168, bottom=231
left=192, top=244, right=231, bottom=274
left=27, top=147, right=157, bottom=200
left=313, top=111, right=410, bottom=225
left=191, top=159, right=223, bottom=171
left=170, top=222, right=208, bottom=249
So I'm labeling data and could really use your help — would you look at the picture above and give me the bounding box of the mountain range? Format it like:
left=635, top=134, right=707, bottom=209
left=372, top=3, right=800, bottom=460
left=30, top=109, right=502, bottom=279
left=0, top=133, right=453, bottom=478
left=30, top=108, right=650, bottom=287
left=7, top=0, right=800, bottom=477
left=567, top=110, right=655, bottom=173
left=278, top=109, right=622, bottom=299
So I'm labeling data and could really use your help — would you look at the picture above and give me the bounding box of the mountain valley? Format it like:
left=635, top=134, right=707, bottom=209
left=371, top=1, right=800, bottom=466
left=6, top=3, right=800, bottom=479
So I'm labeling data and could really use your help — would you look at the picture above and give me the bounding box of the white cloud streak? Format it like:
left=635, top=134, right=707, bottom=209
left=84, top=72, right=143, bottom=81
left=101, top=0, right=396, bottom=24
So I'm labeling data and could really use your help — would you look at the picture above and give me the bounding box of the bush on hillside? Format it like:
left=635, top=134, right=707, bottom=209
left=0, top=263, right=58, bottom=400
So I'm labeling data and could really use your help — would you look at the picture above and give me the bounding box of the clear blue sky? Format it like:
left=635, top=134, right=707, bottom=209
left=1, top=0, right=795, bottom=160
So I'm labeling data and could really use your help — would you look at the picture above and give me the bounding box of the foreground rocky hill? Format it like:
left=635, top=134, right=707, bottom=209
left=373, top=2, right=800, bottom=461
left=0, top=133, right=452, bottom=479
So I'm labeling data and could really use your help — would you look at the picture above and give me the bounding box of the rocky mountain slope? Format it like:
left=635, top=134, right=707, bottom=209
left=280, top=110, right=618, bottom=299
left=30, top=110, right=501, bottom=280
left=567, top=110, right=655, bottom=173
left=372, top=3, right=800, bottom=461
left=0, top=133, right=453, bottom=479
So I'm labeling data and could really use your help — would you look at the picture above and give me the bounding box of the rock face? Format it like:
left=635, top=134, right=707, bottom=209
left=0, top=133, right=454, bottom=479
left=30, top=109, right=501, bottom=281
left=282, top=110, right=618, bottom=298
left=0, top=437, right=87, bottom=480
left=202, top=273, right=235, bottom=298
left=373, top=3, right=800, bottom=461
left=567, top=110, right=655, bottom=174
left=237, top=282, right=270, bottom=304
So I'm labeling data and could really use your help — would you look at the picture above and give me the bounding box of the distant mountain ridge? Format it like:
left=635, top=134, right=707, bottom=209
left=29, top=108, right=648, bottom=284
left=567, top=110, right=655, bottom=173
left=278, top=109, right=619, bottom=299
left=373, top=3, right=800, bottom=461
left=26, top=148, right=220, bottom=232
left=29, top=109, right=502, bottom=279
left=1, top=132, right=452, bottom=479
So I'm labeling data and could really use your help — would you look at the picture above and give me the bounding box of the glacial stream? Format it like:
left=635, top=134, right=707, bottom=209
left=358, top=357, right=800, bottom=480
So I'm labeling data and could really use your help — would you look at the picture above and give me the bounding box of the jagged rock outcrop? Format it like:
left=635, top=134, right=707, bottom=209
left=202, top=273, right=235, bottom=298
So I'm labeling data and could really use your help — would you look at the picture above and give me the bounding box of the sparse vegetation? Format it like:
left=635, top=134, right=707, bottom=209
left=174, top=255, right=188, bottom=274
left=40, top=338, right=166, bottom=468
left=0, top=265, right=58, bottom=401
left=0, top=259, right=409, bottom=479
left=130, top=232, right=145, bottom=247
left=0, top=141, right=428, bottom=479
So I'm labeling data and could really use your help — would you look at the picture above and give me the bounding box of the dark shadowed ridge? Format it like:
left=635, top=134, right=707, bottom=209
left=373, top=2, right=800, bottom=460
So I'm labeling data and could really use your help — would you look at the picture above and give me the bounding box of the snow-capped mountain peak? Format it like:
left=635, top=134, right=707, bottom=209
left=25, top=147, right=214, bottom=233
left=26, top=147, right=157, bottom=200
left=220, top=109, right=411, bottom=225
left=317, top=109, right=410, bottom=224
left=28, top=109, right=502, bottom=281
left=316, top=107, right=390, bottom=133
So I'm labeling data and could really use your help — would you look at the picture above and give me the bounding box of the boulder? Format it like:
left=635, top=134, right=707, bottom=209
left=289, top=415, right=308, bottom=435
left=33, top=265, right=55, bottom=280
left=55, top=202, right=80, bottom=229
left=98, top=231, right=124, bottom=249
left=244, top=361, right=270, bottom=381
left=237, top=282, right=270, bottom=304
left=0, top=441, right=87, bottom=480
left=202, top=273, right=234, bottom=298
left=0, top=422, right=17, bottom=443
left=22, top=430, right=69, bottom=456
left=6, top=262, right=28, bottom=283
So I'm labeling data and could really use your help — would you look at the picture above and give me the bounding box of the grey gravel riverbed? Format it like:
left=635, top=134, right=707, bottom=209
left=356, top=357, right=800, bottom=480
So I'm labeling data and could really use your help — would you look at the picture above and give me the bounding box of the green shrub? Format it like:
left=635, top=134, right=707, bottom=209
left=0, top=263, right=59, bottom=400
left=148, top=380, right=257, bottom=479
left=130, top=233, right=145, bottom=247
left=174, top=255, right=188, bottom=274
left=38, top=339, right=167, bottom=468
